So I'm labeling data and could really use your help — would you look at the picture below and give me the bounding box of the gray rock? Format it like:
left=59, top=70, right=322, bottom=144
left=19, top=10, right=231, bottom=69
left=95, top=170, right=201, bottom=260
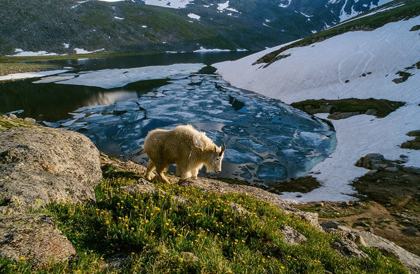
left=354, top=220, right=370, bottom=227
left=23, top=117, right=36, bottom=123
left=365, top=109, right=378, bottom=116
left=328, top=112, right=360, bottom=120
left=280, top=226, right=307, bottom=245
left=0, top=127, right=102, bottom=213
left=0, top=214, right=76, bottom=268
left=331, top=238, right=368, bottom=258
left=321, top=221, right=341, bottom=230
left=120, top=182, right=160, bottom=195
left=402, top=166, right=420, bottom=175
left=180, top=252, right=199, bottom=263
left=103, top=253, right=131, bottom=271
left=350, top=229, right=420, bottom=272
left=402, top=227, right=419, bottom=237
left=230, top=202, right=250, bottom=216
left=355, top=153, right=387, bottom=170
left=384, top=166, right=399, bottom=173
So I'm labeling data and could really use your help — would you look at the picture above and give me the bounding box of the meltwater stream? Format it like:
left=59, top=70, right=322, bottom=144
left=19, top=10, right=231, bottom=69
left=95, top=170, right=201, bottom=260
left=46, top=66, right=336, bottom=184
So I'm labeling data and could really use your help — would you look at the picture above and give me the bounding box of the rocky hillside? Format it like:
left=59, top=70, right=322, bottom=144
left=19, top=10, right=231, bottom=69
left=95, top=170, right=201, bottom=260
left=0, top=0, right=391, bottom=55
left=1, top=115, right=419, bottom=273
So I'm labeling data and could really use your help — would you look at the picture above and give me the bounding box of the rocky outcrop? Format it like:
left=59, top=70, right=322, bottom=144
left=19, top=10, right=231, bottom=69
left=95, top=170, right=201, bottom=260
left=351, top=229, right=420, bottom=273
left=0, top=126, right=102, bottom=213
left=331, top=238, right=368, bottom=259
left=0, top=214, right=76, bottom=267
left=0, top=119, right=103, bottom=268
left=356, top=153, right=393, bottom=170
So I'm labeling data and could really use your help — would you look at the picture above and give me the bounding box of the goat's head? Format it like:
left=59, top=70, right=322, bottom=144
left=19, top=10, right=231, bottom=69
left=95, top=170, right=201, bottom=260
left=206, top=143, right=226, bottom=174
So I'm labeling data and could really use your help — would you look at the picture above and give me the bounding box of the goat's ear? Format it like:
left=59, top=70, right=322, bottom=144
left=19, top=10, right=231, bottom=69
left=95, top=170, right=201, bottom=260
left=219, top=142, right=226, bottom=156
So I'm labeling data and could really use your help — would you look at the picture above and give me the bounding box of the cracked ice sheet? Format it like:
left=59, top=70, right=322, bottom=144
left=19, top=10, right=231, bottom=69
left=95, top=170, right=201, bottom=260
left=279, top=104, right=420, bottom=203
left=54, top=63, right=205, bottom=89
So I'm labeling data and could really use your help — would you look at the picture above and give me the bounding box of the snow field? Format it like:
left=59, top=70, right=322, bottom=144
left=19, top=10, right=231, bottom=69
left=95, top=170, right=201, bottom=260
left=215, top=16, right=420, bottom=202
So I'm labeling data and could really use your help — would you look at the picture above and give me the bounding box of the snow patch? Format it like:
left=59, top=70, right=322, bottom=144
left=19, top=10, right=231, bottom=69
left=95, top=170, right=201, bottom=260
left=0, top=70, right=69, bottom=82
left=187, top=13, right=200, bottom=20
left=74, top=48, right=105, bottom=54
left=217, top=1, right=238, bottom=13
left=194, top=47, right=231, bottom=53
left=143, top=0, right=193, bottom=9
left=7, top=48, right=58, bottom=57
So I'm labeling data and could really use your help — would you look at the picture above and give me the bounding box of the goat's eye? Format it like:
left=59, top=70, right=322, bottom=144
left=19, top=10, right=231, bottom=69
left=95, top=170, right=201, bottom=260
left=216, top=157, right=220, bottom=161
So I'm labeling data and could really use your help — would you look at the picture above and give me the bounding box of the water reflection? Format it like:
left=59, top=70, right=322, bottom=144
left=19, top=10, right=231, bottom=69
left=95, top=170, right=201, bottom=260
left=0, top=79, right=168, bottom=121
left=34, top=51, right=252, bottom=71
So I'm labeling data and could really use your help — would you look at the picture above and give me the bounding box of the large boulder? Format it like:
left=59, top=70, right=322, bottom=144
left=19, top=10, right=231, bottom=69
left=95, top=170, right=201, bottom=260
left=0, top=126, right=102, bottom=213
left=0, top=214, right=76, bottom=267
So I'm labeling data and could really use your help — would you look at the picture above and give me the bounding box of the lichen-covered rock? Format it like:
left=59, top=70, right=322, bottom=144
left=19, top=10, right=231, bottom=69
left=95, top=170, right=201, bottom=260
left=0, top=214, right=76, bottom=267
left=0, top=126, right=102, bottom=213
left=281, top=226, right=307, bottom=245
left=331, top=238, right=368, bottom=259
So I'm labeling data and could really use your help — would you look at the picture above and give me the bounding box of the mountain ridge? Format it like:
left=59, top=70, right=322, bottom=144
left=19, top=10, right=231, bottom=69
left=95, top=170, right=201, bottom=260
left=0, top=0, right=393, bottom=56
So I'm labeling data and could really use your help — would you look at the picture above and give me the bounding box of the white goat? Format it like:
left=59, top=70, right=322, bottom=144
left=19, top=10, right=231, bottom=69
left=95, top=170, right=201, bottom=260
left=144, top=124, right=226, bottom=184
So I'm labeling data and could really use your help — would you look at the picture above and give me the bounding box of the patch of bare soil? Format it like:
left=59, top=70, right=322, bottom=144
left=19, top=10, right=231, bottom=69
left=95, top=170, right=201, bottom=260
left=295, top=168, right=420, bottom=256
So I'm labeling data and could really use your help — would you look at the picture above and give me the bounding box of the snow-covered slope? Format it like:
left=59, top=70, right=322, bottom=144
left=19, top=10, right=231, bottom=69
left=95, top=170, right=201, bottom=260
left=215, top=15, right=420, bottom=202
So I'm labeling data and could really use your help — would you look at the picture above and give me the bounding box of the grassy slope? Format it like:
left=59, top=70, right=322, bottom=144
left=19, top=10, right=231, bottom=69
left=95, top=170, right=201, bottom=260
left=0, top=175, right=406, bottom=274
left=0, top=119, right=408, bottom=273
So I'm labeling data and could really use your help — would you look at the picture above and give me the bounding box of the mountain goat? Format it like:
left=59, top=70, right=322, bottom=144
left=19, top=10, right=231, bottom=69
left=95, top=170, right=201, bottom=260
left=144, top=124, right=226, bottom=184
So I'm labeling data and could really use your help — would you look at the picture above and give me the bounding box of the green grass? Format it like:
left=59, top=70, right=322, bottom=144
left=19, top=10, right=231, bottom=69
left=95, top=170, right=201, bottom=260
left=255, top=0, right=420, bottom=65
left=0, top=174, right=408, bottom=273
left=0, top=116, right=38, bottom=129
left=291, top=98, right=405, bottom=118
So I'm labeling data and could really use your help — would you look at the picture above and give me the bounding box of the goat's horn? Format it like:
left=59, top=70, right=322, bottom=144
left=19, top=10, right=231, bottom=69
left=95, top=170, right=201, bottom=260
left=220, top=142, right=226, bottom=155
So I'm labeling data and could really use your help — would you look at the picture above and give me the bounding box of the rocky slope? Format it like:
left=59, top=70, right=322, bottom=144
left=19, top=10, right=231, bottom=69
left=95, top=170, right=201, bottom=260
left=0, top=0, right=392, bottom=55
left=0, top=115, right=419, bottom=273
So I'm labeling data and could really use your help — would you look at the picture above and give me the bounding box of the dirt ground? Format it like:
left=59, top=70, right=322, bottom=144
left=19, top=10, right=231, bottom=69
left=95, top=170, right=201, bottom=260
left=295, top=168, right=420, bottom=256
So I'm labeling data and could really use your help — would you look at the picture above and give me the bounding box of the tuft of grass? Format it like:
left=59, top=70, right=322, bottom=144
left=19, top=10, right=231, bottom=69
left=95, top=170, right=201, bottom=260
left=0, top=175, right=405, bottom=273
left=0, top=116, right=38, bottom=129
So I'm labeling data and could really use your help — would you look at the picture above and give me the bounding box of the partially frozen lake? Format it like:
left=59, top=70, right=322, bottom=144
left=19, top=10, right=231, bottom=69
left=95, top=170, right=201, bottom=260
left=0, top=52, right=336, bottom=184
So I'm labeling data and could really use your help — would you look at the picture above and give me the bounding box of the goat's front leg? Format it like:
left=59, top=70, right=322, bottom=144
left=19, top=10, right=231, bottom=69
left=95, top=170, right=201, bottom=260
left=191, top=168, right=199, bottom=180
left=178, top=170, right=192, bottom=185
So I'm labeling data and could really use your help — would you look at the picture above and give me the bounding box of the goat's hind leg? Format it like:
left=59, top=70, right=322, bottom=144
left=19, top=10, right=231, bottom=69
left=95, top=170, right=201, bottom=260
left=156, top=165, right=171, bottom=184
left=146, top=160, right=156, bottom=180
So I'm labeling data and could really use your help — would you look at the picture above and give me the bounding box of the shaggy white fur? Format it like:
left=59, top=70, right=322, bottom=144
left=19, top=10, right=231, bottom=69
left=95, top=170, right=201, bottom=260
left=144, top=125, right=225, bottom=184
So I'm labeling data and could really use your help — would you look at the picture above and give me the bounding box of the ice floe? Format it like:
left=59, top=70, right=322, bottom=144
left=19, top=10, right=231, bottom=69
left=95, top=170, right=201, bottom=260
left=38, top=63, right=205, bottom=89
